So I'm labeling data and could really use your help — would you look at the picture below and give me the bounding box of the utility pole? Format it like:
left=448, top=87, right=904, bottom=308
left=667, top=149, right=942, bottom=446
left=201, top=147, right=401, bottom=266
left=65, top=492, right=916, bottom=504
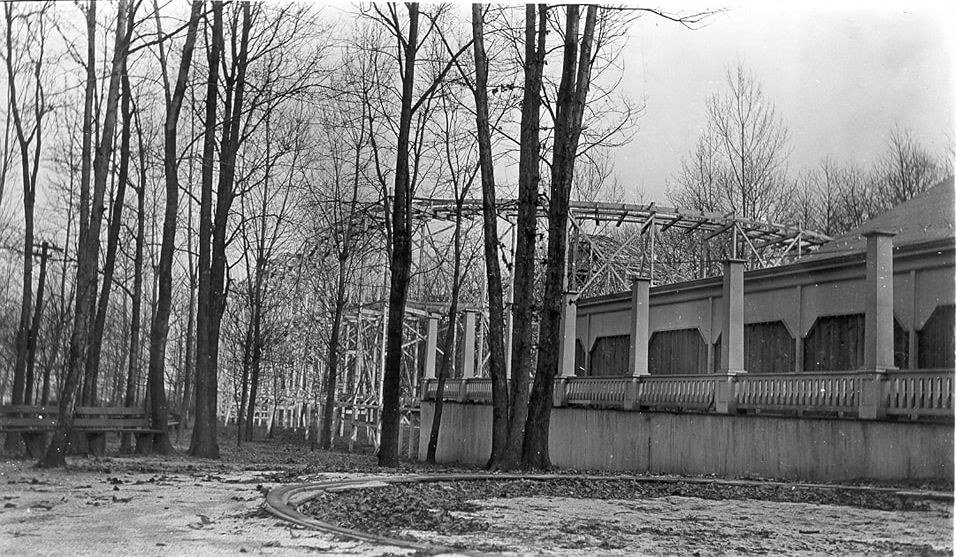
left=25, top=241, right=54, bottom=405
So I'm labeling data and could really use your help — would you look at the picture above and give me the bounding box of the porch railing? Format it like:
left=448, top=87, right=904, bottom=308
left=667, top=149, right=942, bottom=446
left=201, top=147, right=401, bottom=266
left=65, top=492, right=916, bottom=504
left=736, top=372, right=862, bottom=415
left=884, top=370, right=954, bottom=418
left=423, top=378, right=492, bottom=403
left=565, top=376, right=629, bottom=406
left=639, top=375, right=719, bottom=411
left=423, top=368, right=955, bottom=421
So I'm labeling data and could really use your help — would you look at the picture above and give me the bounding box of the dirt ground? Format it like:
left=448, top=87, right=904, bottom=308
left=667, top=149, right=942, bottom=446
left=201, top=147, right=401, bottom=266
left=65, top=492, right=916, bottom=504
left=407, top=495, right=953, bottom=556
left=0, top=434, right=952, bottom=556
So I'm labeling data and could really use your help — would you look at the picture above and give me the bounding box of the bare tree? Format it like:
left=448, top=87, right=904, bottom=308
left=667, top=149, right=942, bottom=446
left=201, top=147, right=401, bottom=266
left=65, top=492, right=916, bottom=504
left=78, top=0, right=138, bottom=406
left=82, top=4, right=139, bottom=410
left=810, top=158, right=842, bottom=236
left=121, top=100, right=150, bottom=453
left=371, top=2, right=473, bottom=467
left=376, top=1, right=421, bottom=468
left=425, top=81, right=481, bottom=463
left=3, top=1, right=54, bottom=431
left=236, top=108, right=300, bottom=444
left=0, top=86, right=14, bottom=210
left=876, top=125, right=946, bottom=207
left=468, top=2, right=510, bottom=466
left=141, top=0, right=202, bottom=455
left=192, top=1, right=327, bottom=457
left=523, top=4, right=599, bottom=470
left=496, top=2, right=547, bottom=471
left=42, top=0, right=132, bottom=467
left=192, top=0, right=225, bottom=458
left=708, top=63, right=793, bottom=225
left=668, top=125, right=725, bottom=213
left=316, top=93, right=373, bottom=450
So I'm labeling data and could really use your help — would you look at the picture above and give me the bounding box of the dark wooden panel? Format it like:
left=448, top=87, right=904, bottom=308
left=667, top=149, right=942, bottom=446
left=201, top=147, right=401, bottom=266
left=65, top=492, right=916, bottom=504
left=803, top=314, right=864, bottom=371
left=714, top=334, right=720, bottom=373
left=894, top=318, right=909, bottom=370
left=745, top=321, right=795, bottom=373
left=589, top=335, right=630, bottom=376
left=575, top=340, right=587, bottom=376
left=649, top=328, right=707, bottom=375
left=918, top=304, right=955, bottom=369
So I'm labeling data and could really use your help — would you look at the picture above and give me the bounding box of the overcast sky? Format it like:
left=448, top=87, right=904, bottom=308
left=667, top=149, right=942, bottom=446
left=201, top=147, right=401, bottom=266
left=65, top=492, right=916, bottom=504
left=615, top=0, right=955, bottom=202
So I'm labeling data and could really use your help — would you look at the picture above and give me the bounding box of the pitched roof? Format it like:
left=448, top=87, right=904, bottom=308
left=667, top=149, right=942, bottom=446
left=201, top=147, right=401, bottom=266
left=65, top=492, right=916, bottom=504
left=805, top=177, right=955, bottom=260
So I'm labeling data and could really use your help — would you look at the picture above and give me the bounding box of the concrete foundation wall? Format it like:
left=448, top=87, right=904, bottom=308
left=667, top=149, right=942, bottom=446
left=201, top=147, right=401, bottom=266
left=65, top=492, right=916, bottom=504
left=420, top=401, right=493, bottom=465
left=419, top=401, right=954, bottom=482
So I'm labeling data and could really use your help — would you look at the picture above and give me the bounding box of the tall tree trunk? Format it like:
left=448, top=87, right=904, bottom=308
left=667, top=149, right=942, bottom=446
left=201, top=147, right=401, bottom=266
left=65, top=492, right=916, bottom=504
left=501, top=3, right=547, bottom=470
left=321, top=268, right=347, bottom=450
left=11, top=185, right=33, bottom=410
left=143, top=0, right=201, bottom=455
left=244, top=309, right=263, bottom=442
left=80, top=0, right=135, bottom=407
left=379, top=2, right=421, bottom=468
left=236, top=314, right=253, bottom=444
left=42, top=0, right=130, bottom=467
left=84, top=47, right=135, bottom=402
left=180, top=154, right=198, bottom=434
left=121, top=115, right=147, bottom=453
left=319, top=99, right=367, bottom=450
left=190, top=0, right=224, bottom=459
left=147, top=2, right=202, bottom=454
left=193, top=0, right=252, bottom=457
left=523, top=5, right=597, bottom=470
left=181, top=261, right=196, bottom=431
left=0, top=90, right=12, bottom=208
left=241, top=246, right=265, bottom=444
left=470, top=3, right=510, bottom=468
left=243, top=127, right=274, bottom=444
left=3, top=1, right=47, bottom=452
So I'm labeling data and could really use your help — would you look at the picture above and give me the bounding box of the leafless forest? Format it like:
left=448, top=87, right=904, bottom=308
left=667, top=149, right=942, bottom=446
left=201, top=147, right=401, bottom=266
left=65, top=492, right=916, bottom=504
left=0, top=2, right=951, bottom=469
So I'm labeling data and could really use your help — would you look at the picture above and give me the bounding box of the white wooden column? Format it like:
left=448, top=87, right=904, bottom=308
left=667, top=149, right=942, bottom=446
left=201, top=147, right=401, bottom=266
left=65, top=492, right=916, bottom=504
left=504, top=311, right=514, bottom=380
left=628, top=278, right=651, bottom=376
left=863, top=230, right=897, bottom=372
left=424, top=314, right=439, bottom=379
left=558, top=291, right=579, bottom=377
left=719, top=259, right=746, bottom=374
left=860, top=230, right=896, bottom=420
left=462, top=310, right=477, bottom=378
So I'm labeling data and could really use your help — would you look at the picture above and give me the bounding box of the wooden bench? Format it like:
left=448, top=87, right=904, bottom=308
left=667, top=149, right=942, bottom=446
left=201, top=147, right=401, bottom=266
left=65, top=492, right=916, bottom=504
left=0, top=405, right=60, bottom=457
left=0, top=405, right=178, bottom=458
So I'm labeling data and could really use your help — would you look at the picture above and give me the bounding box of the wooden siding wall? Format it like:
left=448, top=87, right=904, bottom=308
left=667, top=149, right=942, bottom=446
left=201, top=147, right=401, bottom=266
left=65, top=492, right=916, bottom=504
left=648, top=329, right=707, bottom=375
left=745, top=321, right=795, bottom=373
left=575, top=340, right=587, bottom=376
left=919, top=305, right=955, bottom=368
left=591, top=315, right=919, bottom=375
left=803, top=314, right=865, bottom=371
left=589, top=335, right=630, bottom=376
left=893, top=319, right=909, bottom=369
